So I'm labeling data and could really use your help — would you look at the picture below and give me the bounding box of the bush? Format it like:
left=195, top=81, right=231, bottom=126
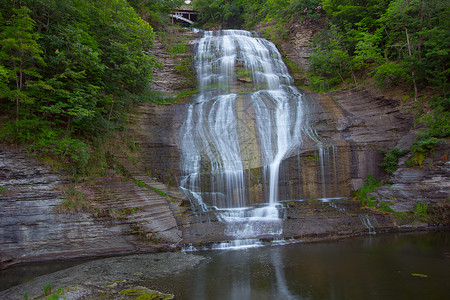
left=420, top=97, right=450, bottom=138
left=373, top=61, right=408, bottom=88
left=0, top=118, right=90, bottom=174
left=379, top=147, right=408, bottom=174
left=407, top=133, right=443, bottom=166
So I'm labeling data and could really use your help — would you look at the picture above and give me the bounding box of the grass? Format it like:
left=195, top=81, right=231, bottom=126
left=110, top=207, right=141, bottom=218
left=176, top=89, right=199, bottom=100
left=120, top=286, right=174, bottom=300
left=355, top=175, right=382, bottom=207
left=0, top=185, right=8, bottom=195
left=58, top=187, right=90, bottom=212
left=413, top=201, right=428, bottom=218
left=135, top=179, right=146, bottom=188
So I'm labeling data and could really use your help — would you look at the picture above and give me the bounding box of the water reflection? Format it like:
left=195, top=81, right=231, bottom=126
left=150, top=232, right=450, bottom=299
left=0, top=232, right=448, bottom=299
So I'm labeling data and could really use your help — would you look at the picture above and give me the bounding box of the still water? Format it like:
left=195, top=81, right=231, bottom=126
left=0, top=232, right=449, bottom=299
left=150, top=232, right=449, bottom=300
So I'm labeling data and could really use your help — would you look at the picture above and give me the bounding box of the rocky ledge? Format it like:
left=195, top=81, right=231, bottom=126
left=0, top=252, right=205, bottom=300
left=0, top=146, right=186, bottom=270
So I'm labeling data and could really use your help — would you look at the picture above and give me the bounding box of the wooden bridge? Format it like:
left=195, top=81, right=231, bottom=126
left=170, top=5, right=198, bottom=25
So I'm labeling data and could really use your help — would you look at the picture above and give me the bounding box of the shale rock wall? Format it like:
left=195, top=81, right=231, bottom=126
left=0, top=146, right=185, bottom=269
left=0, top=24, right=447, bottom=270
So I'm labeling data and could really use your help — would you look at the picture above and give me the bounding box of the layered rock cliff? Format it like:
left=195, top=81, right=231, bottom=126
left=0, top=24, right=447, bottom=269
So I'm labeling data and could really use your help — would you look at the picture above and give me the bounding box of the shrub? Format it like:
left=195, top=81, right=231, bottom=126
left=413, top=201, right=428, bottom=218
left=372, top=61, right=408, bottom=88
left=0, top=118, right=90, bottom=174
left=379, top=147, right=408, bottom=174
left=420, top=99, right=450, bottom=138
left=378, top=201, right=395, bottom=212
left=407, top=133, right=443, bottom=166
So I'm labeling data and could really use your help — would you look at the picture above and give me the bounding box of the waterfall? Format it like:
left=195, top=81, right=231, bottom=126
left=179, top=30, right=324, bottom=242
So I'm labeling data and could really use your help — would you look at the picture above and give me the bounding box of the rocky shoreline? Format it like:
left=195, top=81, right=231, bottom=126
left=0, top=252, right=205, bottom=300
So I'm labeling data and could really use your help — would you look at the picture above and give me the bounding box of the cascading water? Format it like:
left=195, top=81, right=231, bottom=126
left=180, top=30, right=324, bottom=246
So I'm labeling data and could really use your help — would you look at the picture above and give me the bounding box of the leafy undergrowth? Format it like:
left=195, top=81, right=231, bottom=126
left=355, top=175, right=382, bottom=208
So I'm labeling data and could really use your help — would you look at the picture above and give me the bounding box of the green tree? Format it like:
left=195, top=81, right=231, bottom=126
left=0, top=6, right=44, bottom=127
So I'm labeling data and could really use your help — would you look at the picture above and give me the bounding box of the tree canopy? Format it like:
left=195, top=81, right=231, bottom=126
left=0, top=0, right=160, bottom=173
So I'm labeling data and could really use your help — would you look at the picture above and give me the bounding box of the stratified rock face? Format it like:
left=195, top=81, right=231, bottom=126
left=282, top=20, right=323, bottom=71
left=0, top=147, right=128, bottom=267
left=150, top=29, right=197, bottom=95
left=127, top=102, right=186, bottom=185
left=0, top=146, right=182, bottom=268
left=0, top=26, right=444, bottom=270
left=310, top=89, right=414, bottom=182
left=371, top=144, right=450, bottom=215
left=135, top=87, right=413, bottom=199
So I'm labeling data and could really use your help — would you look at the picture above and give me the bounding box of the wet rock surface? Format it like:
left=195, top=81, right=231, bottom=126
left=181, top=199, right=398, bottom=245
left=0, top=252, right=205, bottom=300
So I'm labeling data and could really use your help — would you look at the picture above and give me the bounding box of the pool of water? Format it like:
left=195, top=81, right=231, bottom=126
left=1, top=231, right=449, bottom=299
left=149, top=231, right=450, bottom=299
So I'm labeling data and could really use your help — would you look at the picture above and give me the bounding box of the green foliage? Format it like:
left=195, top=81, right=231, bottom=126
left=407, top=132, right=443, bottom=166
left=120, top=286, right=174, bottom=300
left=150, top=185, right=168, bottom=197
left=0, top=6, right=44, bottom=124
left=353, top=31, right=383, bottom=70
left=193, top=0, right=323, bottom=29
left=309, top=28, right=354, bottom=89
left=178, top=89, right=199, bottom=97
left=413, top=201, right=428, bottom=218
left=175, top=57, right=195, bottom=84
left=194, top=0, right=245, bottom=29
left=128, top=0, right=184, bottom=30
left=379, top=147, right=408, bottom=174
left=170, top=43, right=186, bottom=55
left=260, top=20, right=289, bottom=43
left=355, top=175, right=382, bottom=207
left=59, top=187, right=88, bottom=212
left=420, top=96, right=450, bottom=138
left=286, top=0, right=323, bottom=21
left=0, top=185, right=7, bottom=194
left=135, top=179, right=146, bottom=188
left=0, top=0, right=160, bottom=175
left=373, top=61, right=409, bottom=88
left=378, top=201, right=395, bottom=212
left=0, top=118, right=90, bottom=174
left=308, top=0, right=449, bottom=98
left=42, top=283, right=52, bottom=296
left=40, top=284, right=66, bottom=300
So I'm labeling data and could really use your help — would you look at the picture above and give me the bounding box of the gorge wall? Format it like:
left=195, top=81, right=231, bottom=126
left=1, top=25, right=447, bottom=269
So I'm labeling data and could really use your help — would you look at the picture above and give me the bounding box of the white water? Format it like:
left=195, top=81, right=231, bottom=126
left=359, top=214, right=378, bottom=234
left=180, top=30, right=321, bottom=243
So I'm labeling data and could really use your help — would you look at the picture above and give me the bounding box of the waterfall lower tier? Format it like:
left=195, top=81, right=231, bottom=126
left=179, top=29, right=347, bottom=243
